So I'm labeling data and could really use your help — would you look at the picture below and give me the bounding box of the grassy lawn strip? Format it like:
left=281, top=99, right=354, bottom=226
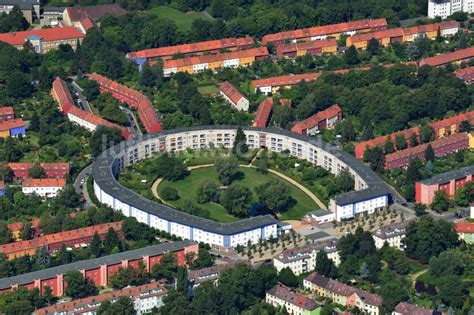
left=157, top=166, right=320, bottom=223
left=197, top=85, right=219, bottom=95
left=147, top=6, right=212, bottom=31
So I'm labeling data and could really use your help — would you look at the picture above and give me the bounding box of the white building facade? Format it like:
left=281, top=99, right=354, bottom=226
left=273, top=239, right=340, bottom=275
left=93, top=127, right=390, bottom=249
left=372, top=221, right=410, bottom=250
left=428, top=0, right=474, bottom=19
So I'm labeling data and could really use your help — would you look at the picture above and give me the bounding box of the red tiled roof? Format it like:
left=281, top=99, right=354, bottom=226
left=7, top=219, right=40, bottom=233
left=8, top=162, right=70, bottom=173
left=276, top=38, right=337, bottom=56
left=52, top=77, right=131, bottom=139
left=219, top=81, right=246, bottom=105
left=0, top=106, right=14, bottom=116
left=88, top=73, right=161, bottom=133
left=127, top=37, right=255, bottom=60
left=354, top=110, right=474, bottom=159
left=291, top=104, right=342, bottom=134
left=253, top=98, right=290, bottom=128
left=0, top=27, right=84, bottom=47
left=79, top=17, right=96, bottom=33
left=0, top=180, right=4, bottom=190
left=267, top=284, right=320, bottom=311
left=65, top=4, right=126, bottom=23
left=0, top=221, right=122, bottom=255
left=384, top=132, right=468, bottom=162
left=36, top=281, right=167, bottom=315
left=252, top=72, right=322, bottom=89
left=262, top=19, right=388, bottom=45
left=420, top=46, right=474, bottom=67
left=349, top=21, right=459, bottom=44
left=163, top=47, right=269, bottom=69
left=0, top=118, right=25, bottom=132
left=455, top=221, right=474, bottom=233
left=455, top=66, right=474, bottom=84
left=22, top=178, right=66, bottom=188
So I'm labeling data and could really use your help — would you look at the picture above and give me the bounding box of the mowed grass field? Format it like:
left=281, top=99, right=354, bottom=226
left=157, top=166, right=319, bottom=223
left=147, top=6, right=213, bottom=31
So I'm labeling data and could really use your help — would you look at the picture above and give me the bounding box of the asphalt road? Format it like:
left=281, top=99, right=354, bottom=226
left=121, top=107, right=142, bottom=136
left=71, top=81, right=93, bottom=113
left=74, top=164, right=93, bottom=207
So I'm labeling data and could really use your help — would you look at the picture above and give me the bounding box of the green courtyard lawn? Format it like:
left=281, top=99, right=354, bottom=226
left=197, top=85, right=219, bottom=95
left=157, top=166, right=320, bottom=223
left=147, top=6, right=213, bottom=31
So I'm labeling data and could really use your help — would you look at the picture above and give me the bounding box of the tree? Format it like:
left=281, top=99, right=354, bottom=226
left=109, top=261, right=149, bottom=289
left=161, top=187, right=180, bottom=201
left=90, top=126, right=124, bottom=157
left=404, top=217, right=459, bottom=263
left=89, top=232, right=102, bottom=257
left=454, top=185, right=469, bottom=206
left=437, top=275, right=464, bottom=309
left=424, top=144, right=435, bottom=161
left=429, top=248, right=465, bottom=277
left=232, top=126, right=248, bottom=157
left=255, top=154, right=269, bottom=174
left=36, top=246, right=51, bottom=269
left=394, top=134, right=407, bottom=150
left=367, top=38, right=380, bottom=56
left=255, top=179, right=292, bottom=212
left=277, top=267, right=299, bottom=288
left=459, top=120, right=471, bottom=132
left=97, top=296, right=135, bottom=315
left=419, top=125, right=435, bottom=143
left=160, top=289, right=191, bottom=314
left=0, top=221, right=12, bottom=244
left=192, top=244, right=215, bottom=269
left=103, top=227, right=119, bottom=253
left=344, top=45, right=360, bottom=65
left=409, top=132, right=419, bottom=147
left=315, top=251, right=338, bottom=278
left=431, top=190, right=449, bottom=212
left=176, top=266, right=189, bottom=295
left=195, top=181, right=219, bottom=203
left=406, top=157, right=422, bottom=184
left=19, top=221, right=33, bottom=240
left=379, top=277, right=408, bottom=313
left=363, top=146, right=385, bottom=173
left=413, top=203, right=427, bottom=217
left=335, top=168, right=355, bottom=193
left=151, top=252, right=178, bottom=281
left=382, top=247, right=409, bottom=275
left=220, top=184, right=253, bottom=217
left=65, top=270, right=98, bottom=299
left=139, top=62, right=156, bottom=88
left=214, top=157, right=239, bottom=186
left=28, top=163, right=46, bottom=178
left=384, top=137, right=394, bottom=154
left=154, top=153, right=188, bottom=181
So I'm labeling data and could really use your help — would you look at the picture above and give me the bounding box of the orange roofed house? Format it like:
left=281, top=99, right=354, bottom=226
left=304, top=272, right=382, bottom=315
left=384, top=132, right=474, bottom=169
left=0, top=118, right=25, bottom=138
left=162, top=47, right=269, bottom=77
left=455, top=220, right=474, bottom=244
left=266, top=284, right=321, bottom=315
left=347, top=21, right=459, bottom=50
left=291, top=104, right=342, bottom=135
left=35, top=281, right=168, bottom=315
left=62, top=4, right=126, bottom=33
left=21, top=178, right=66, bottom=198
left=420, top=46, right=474, bottom=67
left=219, top=82, right=249, bottom=111
left=275, top=38, right=337, bottom=58
left=253, top=98, right=291, bottom=128
left=354, top=110, right=474, bottom=159
left=126, top=37, right=255, bottom=70
left=51, top=77, right=131, bottom=139
left=455, top=66, right=474, bottom=84
left=8, top=162, right=70, bottom=179
left=262, top=19, right=388, bottom=47
left=252, top=72, right=322, bottom=95
left=0, top=221, right=123, bottom=260
left=0, top=27, right=84, bottom=54
left=0, top=107, right=14, bottom=123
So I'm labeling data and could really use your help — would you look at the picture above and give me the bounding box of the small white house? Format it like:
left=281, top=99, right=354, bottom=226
left=219, top=81, right=249, bottom=111
left=22, top=178, right=66, bottom=198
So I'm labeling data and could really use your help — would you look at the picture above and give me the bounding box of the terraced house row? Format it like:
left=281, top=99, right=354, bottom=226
left=52, top=77, right=131, bottom=139
left=354, top=110, right=474, bottom=159
left=0, top=241, right=197, bottom=297
left=88, top=73, right=162, bottom=133
left=162, top=47, right=269, bottom=76
left=126, top=37, right=255, bottom=67
left=7, top=162, right=69, bottom=179
left=347, top=20, right=460, bottom=49
left=0, top=221, right=123, bottom=260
